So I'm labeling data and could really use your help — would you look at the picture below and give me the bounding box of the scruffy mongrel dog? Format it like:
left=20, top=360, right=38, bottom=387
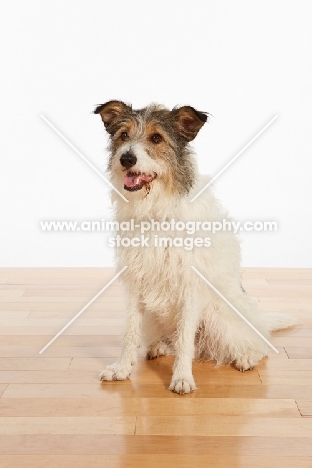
left=94, top=100, right=296, bottom=394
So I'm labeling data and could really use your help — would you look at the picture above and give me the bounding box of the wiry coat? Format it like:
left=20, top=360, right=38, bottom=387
left=95, top=101, right=296, bottom=394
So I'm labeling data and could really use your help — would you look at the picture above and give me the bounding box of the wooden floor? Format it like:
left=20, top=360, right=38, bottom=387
left=0, top=268, right=311, bottom=467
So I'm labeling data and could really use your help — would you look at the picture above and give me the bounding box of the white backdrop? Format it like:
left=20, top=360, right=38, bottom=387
left=1, top=0, right=311, bottom=267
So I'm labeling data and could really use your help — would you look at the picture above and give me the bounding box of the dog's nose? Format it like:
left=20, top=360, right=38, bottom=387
left=120, top=152, right=137, bottom=169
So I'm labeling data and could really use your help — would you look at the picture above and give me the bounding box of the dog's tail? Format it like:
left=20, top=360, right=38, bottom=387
left=261, top=313, right=299, bottom=332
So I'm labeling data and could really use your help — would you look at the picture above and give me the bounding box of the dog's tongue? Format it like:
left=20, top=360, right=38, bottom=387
left=124, top=173, right=154, bottom=188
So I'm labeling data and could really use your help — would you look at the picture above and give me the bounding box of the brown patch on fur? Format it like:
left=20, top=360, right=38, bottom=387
left=114, top=121, right=137, bottom=146
left=94, top=100, right=132, bottom=132
left=172, top=106, right=208, bottom=141
left=145, top=123, right=165, bottom=144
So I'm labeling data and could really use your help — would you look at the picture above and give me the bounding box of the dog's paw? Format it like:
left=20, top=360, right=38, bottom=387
left=235, top=352, right=263, bottom=372
left=169, top=377, right=196, bottom=394
left=146, top=341, right=171, bottom=360
left=99, top=364, right=131, bottom=381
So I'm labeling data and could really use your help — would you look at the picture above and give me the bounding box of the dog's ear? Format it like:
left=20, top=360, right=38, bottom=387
left=172, top=106, right=208, bottom=141
left=94, top=100, right=132, bottom=133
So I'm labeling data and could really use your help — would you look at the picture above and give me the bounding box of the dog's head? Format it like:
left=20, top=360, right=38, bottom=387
left=94, top=101, right=208, bottom=198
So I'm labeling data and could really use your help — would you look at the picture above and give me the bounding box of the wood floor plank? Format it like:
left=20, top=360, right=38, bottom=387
left=0, top=416, right=135, bottom=435
left=2, top=383, right=312, bottom=399
left=0, top=358, right=71, bottom=371
left=0, top=311, right=30, bottom=319
left=242, top=268, right=312, bottom=279
left=0, top=318, right=124, bottom=327
left=0, top=346, right=122, bottom=358
left=0, top=268, right=115, bottom=278
left=258, top=297, right=312, bottom=304
left=0, top=368, right=262, bottom=385
left=0, top=397, right=300, bottom=417
left=258, top=301, right=312, bottom=313
left=241, top=278, right=269, bottom=287
left=269, top=337, right=312, bottom=347
left=0, top=383, right=129, bottom=399
left=0, top=370, right=101, bottom=384
left=296, top=400, right=312, bottom=417
left=0, top=290, right=26, bottom=298
left=285, top=348, right=312, bottom=359
left=22, top=288, right=124, bottom=297
left=27, top=310, right=125, bottom=319
left=267, top=278, right=312, bottom=285
left=3, top=282, right=122, bottom=289
left=0, top=296, right=125, bottom=303
left=1, top=454, right=311, bottom=468
left=0, top=302, right=125, bottom=311
left=0, top=435, right=312, bottom=456
left=258, top=371, right=312, bottom=385
left=245, top=285, right=312, bottom=298
left=135, top=416, right=312, bottom=437
left=0, top=326, right=123, bottom=335
left=257, top=358, right=312, bottom=371
left=0, top=335, right=121, bottom=346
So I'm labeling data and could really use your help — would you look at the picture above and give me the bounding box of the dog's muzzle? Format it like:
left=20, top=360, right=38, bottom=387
left=120, top=152, right=137, bottom=169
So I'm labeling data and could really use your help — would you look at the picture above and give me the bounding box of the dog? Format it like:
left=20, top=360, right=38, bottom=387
left=94, top=100, right=296, bottom=394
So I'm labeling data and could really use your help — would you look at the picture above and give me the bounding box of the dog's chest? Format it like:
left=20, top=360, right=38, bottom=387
left=119, top=240, right=187, bottom=315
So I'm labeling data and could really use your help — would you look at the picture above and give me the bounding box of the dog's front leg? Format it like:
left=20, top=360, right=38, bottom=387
left=169, top=302, right=198, bottom=395
left=100, top=294, right=142, bottom=382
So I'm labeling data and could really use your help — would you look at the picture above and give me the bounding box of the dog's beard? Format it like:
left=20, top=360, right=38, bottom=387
left=123, top=171, right=157, bottom=191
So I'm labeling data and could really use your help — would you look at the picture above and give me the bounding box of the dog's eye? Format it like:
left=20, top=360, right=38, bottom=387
left=150, top=133, right=163, bottom=144
left=121, top=131, right=129, bottom=141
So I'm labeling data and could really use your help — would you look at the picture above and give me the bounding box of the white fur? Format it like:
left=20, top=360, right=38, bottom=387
left=100, top=154, right=297, bottom=394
